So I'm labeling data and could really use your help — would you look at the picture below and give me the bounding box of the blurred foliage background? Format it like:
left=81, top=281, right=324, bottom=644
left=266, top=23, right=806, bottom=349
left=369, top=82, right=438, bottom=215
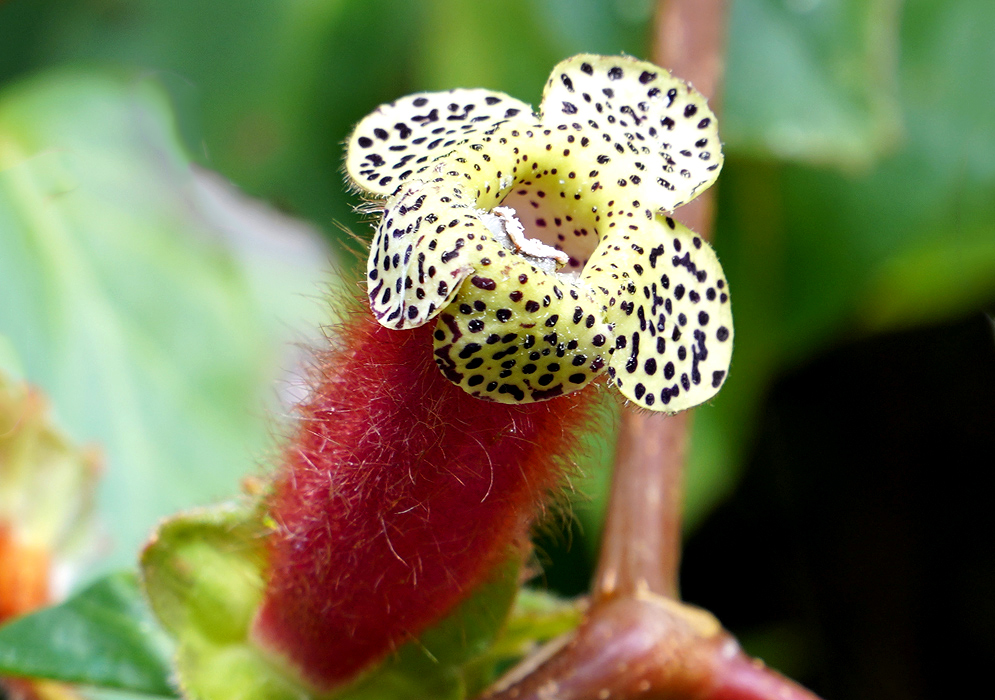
left=0, top=1, right=993, bottom=699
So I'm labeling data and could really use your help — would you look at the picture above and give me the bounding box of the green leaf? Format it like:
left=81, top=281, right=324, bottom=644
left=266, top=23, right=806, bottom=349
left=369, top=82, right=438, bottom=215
left=458, top=587, right=584, bottom=698
left=484, top=588, right=584, bottom=661
left=724, top=0, right=903, bottom=168
left=1, top=1, right=652, bottom=238
left=142, top=503, right=318, bottom=700
left=141, top=502, right=530, bottom=700
left=693, top=0, right=995, bottom=527
left=0, top=70, right=330, bottom=574
left=0, top=571, right=176, bottom=696
left=0, top=335, right=22, bottom=380
left=414, top=0, right=649, bottom=106
left=140, top=504, right=268, bottom=646
left=0, top=0, right=421, bottom=234
left=417, top=555, right=521, bottom=667
left=334, top=554, right=522, bottom=700
left=859, top=229, right=995, bottom=331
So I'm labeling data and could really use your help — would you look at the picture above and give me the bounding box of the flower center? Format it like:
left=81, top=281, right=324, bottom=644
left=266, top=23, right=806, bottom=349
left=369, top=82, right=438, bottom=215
left=476, top=206, right=567, bottom=276
left=494, top=179, right=601, bottom=274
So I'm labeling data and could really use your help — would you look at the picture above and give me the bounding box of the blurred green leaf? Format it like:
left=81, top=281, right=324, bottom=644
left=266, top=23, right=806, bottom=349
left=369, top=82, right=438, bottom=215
left=0, top=571, right=175, bottom=696
left=860, top=235, right=995, bottom=329
left=2, top=0, right=425, bottom=234
left=0, top=70, right=329, bottom=574
left=696, top=0, right=995, bottom=511
left=414, top=0, right=649, bottom=106
left=0, top=1, right=651, bottom=237
left=724, top=0, right=903, bottom=168
left=0, top=335, right=23, bottom=381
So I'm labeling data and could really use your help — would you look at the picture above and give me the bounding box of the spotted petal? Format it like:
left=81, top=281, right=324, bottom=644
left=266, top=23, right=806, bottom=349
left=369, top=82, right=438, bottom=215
left=345, top=89, right=534, bottom=198
left=432, top=264, right=612, bottom=404
left=586, top=215, right=732, bottom=412
left=368, top=180, right=486, bottom=329
left=538, top=54, right=722, bottom=211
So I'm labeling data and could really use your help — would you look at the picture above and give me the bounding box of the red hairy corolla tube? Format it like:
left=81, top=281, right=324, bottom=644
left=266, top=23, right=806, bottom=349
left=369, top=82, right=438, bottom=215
left=252, top=310, right=598, bottom=688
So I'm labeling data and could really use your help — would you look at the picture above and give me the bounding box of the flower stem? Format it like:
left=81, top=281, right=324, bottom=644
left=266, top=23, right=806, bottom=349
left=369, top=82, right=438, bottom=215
left=592, top=0, right=728, bottom=606
left=482, top=6, right=826, bottom=700
left=592, top=411, right=688, bottom=601
left=655, top=0, right=727, bottom=243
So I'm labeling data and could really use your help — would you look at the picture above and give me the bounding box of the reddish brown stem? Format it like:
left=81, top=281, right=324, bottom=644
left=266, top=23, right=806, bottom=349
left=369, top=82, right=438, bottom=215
left=592, top=411, right=689, bottom=601
left=655, top=0, right=727, bottom=243
left=483, top=4, right=825, bottom=699
left=592, top=0, right=727, bottom=605
left=483, top=594, right=824, bottom=700
left=655, top=0, right=729, bottom=121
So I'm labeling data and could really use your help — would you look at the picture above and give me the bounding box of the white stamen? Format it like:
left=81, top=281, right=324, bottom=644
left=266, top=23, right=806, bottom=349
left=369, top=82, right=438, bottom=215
left=479, top=205, right=570, bottom=268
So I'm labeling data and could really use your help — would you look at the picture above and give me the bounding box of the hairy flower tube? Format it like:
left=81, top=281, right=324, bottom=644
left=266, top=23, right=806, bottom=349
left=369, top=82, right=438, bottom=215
left=243, top=54, right=734, bottom=695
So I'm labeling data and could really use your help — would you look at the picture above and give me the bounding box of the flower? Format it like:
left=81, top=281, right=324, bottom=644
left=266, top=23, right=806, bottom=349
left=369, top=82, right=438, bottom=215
left=345, top=54, right=732, bottom=412
left=138, top=56, right=735, bottom=697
